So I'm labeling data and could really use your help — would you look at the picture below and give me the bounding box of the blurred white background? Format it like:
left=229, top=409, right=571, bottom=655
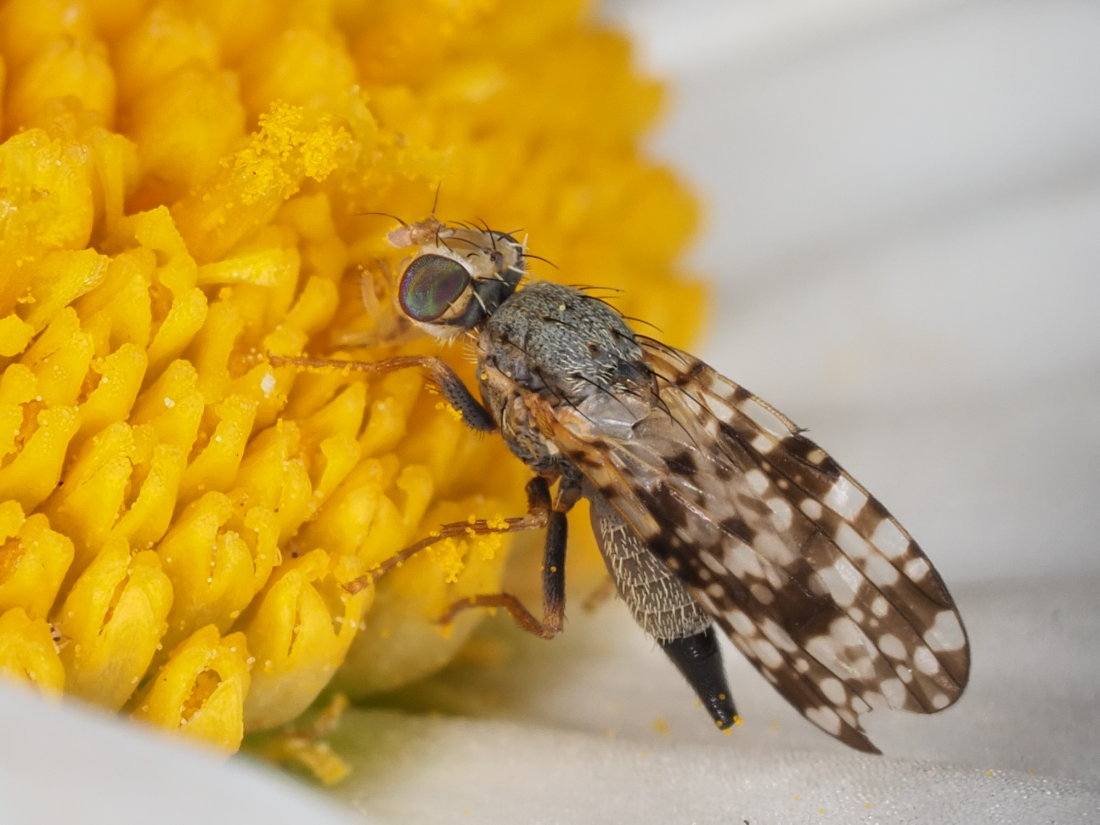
left=606, top=0, right=1100, bottom=584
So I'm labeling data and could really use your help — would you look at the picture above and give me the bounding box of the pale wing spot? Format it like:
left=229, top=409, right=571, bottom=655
left=799, top=498, right=823, bottom=519
left=752, top=638, right=784, bottom=669
left=750, top=582, right=775, bottom=605
left=767, top=497, right=794, bottom=530
left=864, top=553, right=901, bottom=587
left=806, top=705, right=843, bottom=736
left=837, top=707, right=858, bottom=728
left=871, top=518, right=910, bottom=559
left=807, top=625, right=877, bottom=682
left=763, top=564, right=790, bottom=592
left=705, top=395, right=735, bottom=423
left=931, top=692, right=952, bottom=710
left=851, top=695, right=872, bottom=714
left=880, top=678, right=908, bottom=709
left=759, top=618, right=798, bottom=652
left=751, top=433, right=774, bottom=454
left=750, top=531, right=799, bottom=567
left=925, top=610, right=967, bottom=653
left=806, top=447, right=827, bottom=465
left=813, top=559, right=862, bottom=608
left=700, top=551, right=727, bottom=575
left=824, top=476, right=868, bottom=520
left=850, top=607, right=865, bottom=623
left=827, top=618, right=879, bottom=681
left=701, top=418, right=721, bottom=440
left=706, top=582, right=726, bottom=599
left=871, top=596, right=889, bottom=618
left=819, top=676, right=847, bottom=705
left=848, top=652, right=879, bottom=683
left=895, top=664, right=915, bottom=684
left=878, top=633, right=907, bottom=660
left=744, top=469, right=769, bottom=495
left=834, top=522, right=873, bottom=561
left=743, top=532, right=796, bottom=572
left=728, top=610, right=755, bottom=638
left=912, top=645, right=942, bottom=676
left=723, top=542, right=766, bottom=579
left=904, top=556, right=931, bottom=580
left=794, top=657, right=811, bottom=674
left=805, top=634, right=840, bottom=670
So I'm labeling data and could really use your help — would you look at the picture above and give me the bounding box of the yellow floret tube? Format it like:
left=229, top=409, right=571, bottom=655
left=56, top=538, right=172, bottom=709
left=131, top=625, right=251, bottom=752
left=0, top=503, right=74, bottom=619
left=0, top=607, right=66, bottom=694
left=0, top=0, right=705, bottom=756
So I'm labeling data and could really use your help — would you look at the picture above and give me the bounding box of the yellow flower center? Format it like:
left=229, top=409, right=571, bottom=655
left=0, top=0, right=703, bottom=756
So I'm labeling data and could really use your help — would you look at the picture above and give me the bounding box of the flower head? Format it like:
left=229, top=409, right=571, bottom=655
left=0, top=0, right=703, bottom=752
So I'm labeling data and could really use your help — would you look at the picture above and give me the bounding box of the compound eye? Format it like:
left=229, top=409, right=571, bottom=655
left=398, top=254, right=471, bottom=322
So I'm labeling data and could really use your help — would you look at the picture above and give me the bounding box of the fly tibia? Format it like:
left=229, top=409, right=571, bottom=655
left=268, top=352, right=496, bottom=432
left=342, top=479, right=553, bottom=595
left=439, top=476, right=569, bottom=640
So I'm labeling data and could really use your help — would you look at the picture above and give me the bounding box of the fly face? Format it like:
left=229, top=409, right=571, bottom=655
left=388, top=218, right=525, bottom=340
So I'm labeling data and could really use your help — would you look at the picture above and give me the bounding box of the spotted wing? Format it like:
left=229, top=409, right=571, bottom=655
left=545, top=337, right=969, bottom=752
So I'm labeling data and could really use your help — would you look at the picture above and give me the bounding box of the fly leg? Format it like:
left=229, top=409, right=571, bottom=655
left=437, top=476, right=574, bottom=640
left=343, top=476, right=553, bottom=598
left=269, top=353, right=496, bottom=432
left=344, top=477, right=570, bottom=641
left=272, top=352, right=572, bottom=638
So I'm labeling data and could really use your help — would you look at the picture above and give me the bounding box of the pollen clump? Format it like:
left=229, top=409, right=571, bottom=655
left=0, top=0, right=703, bottom=752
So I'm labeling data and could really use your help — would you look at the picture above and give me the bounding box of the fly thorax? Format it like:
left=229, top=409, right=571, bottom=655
left=481, top=282, right=654, bottom=409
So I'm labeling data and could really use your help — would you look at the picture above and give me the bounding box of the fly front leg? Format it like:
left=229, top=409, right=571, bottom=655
left=268, top=353, right=496, bottom=432
left=438, top=475, right=579, bottom=640
left=272, top=351, right=574, bottom=638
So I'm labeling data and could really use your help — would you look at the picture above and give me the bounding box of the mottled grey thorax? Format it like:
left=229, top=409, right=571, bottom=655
left=475, top=281, right=652, bottom=473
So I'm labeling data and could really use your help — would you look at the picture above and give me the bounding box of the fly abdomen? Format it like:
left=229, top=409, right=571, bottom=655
left=589, top=492, right=709, bottom=641
left=589, top=492, right=737, bottom=728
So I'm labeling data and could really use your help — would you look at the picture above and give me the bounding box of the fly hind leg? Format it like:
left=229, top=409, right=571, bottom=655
left=438, top=476, right=570, bottom=640
left=345, top=476, right=568, bottom=640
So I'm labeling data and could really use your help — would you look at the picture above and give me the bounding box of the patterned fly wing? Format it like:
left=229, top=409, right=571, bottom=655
left=540, top=336, right=969, bottom=752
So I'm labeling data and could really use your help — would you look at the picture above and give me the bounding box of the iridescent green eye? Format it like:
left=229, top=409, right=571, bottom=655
left=398, top=254, right=471, bottom=322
